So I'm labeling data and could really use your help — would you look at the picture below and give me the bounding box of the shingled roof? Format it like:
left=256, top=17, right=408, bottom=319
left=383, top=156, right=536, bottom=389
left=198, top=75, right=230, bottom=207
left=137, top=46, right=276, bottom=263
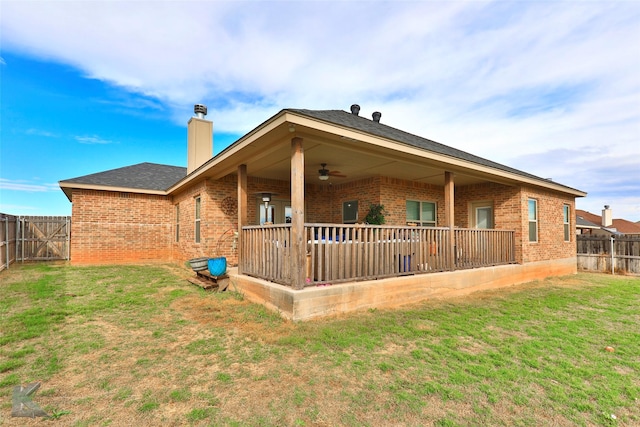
left=60, top=162, right=186, bottom=194
left=286, top=108, right=571, bottom=188
left=60, top=107, right=584, bottom=200
left=576, top=209, right=640, bottom=234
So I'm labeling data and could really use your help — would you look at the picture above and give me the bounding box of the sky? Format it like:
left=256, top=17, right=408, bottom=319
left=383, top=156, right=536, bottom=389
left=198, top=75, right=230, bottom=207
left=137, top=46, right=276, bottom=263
left=1, top=0, right=639, bottom=222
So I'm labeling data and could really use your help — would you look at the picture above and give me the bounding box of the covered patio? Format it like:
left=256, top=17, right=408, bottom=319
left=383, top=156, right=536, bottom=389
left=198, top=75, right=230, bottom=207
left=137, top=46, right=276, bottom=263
left=167, top=107, right=581, bottom=318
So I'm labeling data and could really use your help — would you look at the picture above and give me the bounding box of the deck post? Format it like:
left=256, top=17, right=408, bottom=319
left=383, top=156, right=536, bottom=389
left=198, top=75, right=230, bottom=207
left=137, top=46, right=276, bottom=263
left=444, top=171, right=455, bottom=269
left=291, top=137, right=305, bottom=290
left=237, top=164, right=247, bottom=274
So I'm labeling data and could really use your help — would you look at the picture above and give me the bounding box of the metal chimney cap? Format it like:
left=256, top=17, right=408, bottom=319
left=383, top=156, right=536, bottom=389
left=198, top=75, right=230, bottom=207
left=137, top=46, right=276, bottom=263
left=372, top=111, right=381, bottom=123
left=604, top=205, right=610, bottom=209
left=350, top=104, right=360, bottom=115
left=194, top=104, right=207, bottom=118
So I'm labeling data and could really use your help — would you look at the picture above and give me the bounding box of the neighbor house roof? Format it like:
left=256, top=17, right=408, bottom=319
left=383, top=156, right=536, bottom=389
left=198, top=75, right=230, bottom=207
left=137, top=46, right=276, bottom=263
left=59, top=162, right=186, bottom=200
left=576, top=215, right=600, bottom=229
left=576, top=209, right=640, bottom=234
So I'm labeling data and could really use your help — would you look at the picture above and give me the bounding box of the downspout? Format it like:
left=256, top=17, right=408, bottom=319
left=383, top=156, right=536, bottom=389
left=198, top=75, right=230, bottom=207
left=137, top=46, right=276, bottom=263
left=66, top=217, right=71, bottom=261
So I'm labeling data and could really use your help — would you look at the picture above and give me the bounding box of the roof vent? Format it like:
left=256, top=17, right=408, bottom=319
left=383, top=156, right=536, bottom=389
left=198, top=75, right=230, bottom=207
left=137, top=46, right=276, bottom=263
left=194, top=104, right=207, bottom=119
left=350, top=104, right=360, bottom=115
left=372, top=111, right=381, bottom=123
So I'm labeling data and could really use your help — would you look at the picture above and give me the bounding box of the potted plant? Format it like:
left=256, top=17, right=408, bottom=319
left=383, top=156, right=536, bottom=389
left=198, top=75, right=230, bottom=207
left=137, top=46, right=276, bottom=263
left=365, top=203, right=386, bottom=225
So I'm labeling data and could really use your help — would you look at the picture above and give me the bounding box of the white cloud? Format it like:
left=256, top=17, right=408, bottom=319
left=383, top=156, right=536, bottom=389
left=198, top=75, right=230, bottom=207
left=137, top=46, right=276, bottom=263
left=75, top=135, right=116, bottom=145
left=26, top=128, right=58, bottom=137
left=2, top=0, right=639, bottom=219
left=0, top=178, right=60, bottom=192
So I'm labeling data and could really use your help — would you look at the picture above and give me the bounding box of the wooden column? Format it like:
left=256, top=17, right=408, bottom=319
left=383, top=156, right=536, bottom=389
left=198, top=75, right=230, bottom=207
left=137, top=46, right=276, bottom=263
left=291, top=137, right=305, bottom=290
left=444, top=171, right=456, bottom=269
left=237, top=164, right=247, bottom=274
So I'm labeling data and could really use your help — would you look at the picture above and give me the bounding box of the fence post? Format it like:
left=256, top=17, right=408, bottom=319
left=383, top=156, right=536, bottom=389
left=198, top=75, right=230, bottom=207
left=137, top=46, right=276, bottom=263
left=3, top=217, right=7, bottom=270
left=14, top=217, right=18, bottom=264
left=610, top=235, right=615, bottom=275
left=20, top=217, right=24, bottom=263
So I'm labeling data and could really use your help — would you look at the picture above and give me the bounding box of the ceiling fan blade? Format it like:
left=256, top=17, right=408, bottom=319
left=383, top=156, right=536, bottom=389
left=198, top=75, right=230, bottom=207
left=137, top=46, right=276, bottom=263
left=329, top=171, right=346, bottom=177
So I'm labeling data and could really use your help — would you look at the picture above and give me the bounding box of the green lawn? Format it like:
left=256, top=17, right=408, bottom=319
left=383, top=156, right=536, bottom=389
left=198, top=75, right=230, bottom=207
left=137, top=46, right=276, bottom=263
left=1, top=263, right=638, bottom=426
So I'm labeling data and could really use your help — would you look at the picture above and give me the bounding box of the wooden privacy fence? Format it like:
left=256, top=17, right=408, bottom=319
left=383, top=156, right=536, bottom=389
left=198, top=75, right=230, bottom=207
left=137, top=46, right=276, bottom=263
left=1, top=214, right=18, bottom=271
left=241, top=223, right=516, bottom=287
left=577, top=235, right=640, bottom=275
left=0, top=214, right=71, bottom=271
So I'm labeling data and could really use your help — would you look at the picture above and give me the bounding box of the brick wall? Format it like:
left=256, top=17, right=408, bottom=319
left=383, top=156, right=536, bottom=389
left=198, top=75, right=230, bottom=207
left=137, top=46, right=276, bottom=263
left=520, top=186, right=576, bottom=263
left=455, top=182, right=523, bottom=262
left=172, top=176, right=239, bottom=266
left=379, top=176, right=445, bottom=225
left=70, top=174, right=576, bottom=268
left=70, top=190, right=173, bottom=265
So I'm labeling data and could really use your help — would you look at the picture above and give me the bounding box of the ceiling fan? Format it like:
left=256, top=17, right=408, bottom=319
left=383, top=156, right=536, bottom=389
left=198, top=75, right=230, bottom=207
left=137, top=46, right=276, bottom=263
left=318, top=163, right=346, bottom=181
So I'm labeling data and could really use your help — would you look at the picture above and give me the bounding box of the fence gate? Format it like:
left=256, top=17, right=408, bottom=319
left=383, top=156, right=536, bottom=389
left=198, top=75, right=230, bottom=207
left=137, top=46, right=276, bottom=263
left=17, top=216, right=71, bottom=262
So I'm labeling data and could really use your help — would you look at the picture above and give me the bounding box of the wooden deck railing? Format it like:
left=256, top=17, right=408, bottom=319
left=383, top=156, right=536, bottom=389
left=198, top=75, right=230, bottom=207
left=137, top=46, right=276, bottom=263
left=454, top=228, right=516, bottom=269
left=240, top=224, right=515, bottom=287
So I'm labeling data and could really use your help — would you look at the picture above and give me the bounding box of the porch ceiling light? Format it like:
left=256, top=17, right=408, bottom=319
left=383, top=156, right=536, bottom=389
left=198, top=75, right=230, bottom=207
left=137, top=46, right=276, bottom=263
left=319, top=174, right=329, bottom=181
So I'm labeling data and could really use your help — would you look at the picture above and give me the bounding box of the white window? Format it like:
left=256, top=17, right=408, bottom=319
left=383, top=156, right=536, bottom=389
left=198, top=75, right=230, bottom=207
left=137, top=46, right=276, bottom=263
left=195, top=197, right=201, bottom=243
left=528, top=199, right=538, bottom=243
left=406, top=200, right=436, bottom=227
left=563, top=204, right=570, bottom=242
left=343, top=200, right=358, bottom=224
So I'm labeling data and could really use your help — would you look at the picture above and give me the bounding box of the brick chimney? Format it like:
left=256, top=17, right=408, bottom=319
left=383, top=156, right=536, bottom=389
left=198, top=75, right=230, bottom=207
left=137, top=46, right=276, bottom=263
left=187, top=104, right=213, bottom=174
left=602, top=205, right=613, bottom=227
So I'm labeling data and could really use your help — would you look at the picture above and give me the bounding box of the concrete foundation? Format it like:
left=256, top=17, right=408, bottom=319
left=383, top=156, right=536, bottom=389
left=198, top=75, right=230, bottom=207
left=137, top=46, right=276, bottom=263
left=226, top=258, right=577, bottom=321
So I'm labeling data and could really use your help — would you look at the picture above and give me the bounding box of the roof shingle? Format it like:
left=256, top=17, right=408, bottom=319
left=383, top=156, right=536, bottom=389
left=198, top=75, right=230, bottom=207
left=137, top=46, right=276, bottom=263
left=286, top=109, right=579, bottom=191
left=60, top=162, right=186, bottom=191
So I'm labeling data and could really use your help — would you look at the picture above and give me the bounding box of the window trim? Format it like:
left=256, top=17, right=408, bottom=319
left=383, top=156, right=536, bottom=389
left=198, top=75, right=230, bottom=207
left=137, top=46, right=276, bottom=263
left=528, top=198, right=538, bottom=243
left=195, top=196, right=201, bottom=243
left=406, top=200, right=437, bottom=227
left=563, top=204, right=571, bottom=242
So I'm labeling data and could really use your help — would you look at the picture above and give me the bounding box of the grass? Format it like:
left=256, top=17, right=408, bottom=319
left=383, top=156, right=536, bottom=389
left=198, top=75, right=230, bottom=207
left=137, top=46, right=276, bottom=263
left=0, top=263, right=638, bottom=426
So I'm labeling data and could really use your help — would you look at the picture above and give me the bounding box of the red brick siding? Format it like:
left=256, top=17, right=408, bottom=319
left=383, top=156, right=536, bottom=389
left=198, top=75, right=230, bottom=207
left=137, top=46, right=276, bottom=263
left=379, top=176, right=445, bottom=225
left=70, top=190, right=173, bottom=265
left=520, top=186, right=575, bottom=263
left=454, top=183, right=523, bottom=262
left=70, top=173, right=576, bottom=268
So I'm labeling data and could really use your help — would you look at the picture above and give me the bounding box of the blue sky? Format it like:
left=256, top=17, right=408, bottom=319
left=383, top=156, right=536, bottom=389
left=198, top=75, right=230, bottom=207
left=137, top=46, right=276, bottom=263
left=1, top=0, right=639, bottom=221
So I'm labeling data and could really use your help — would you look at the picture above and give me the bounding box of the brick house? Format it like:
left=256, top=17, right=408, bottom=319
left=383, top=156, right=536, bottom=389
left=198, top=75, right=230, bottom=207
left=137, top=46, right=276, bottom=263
left=60, top=104, right=586, bottom=319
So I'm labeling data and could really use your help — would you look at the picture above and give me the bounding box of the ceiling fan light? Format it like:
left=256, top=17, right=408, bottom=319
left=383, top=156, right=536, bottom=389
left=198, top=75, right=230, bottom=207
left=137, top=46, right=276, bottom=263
left=319, top=174, right=329, bottom=181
